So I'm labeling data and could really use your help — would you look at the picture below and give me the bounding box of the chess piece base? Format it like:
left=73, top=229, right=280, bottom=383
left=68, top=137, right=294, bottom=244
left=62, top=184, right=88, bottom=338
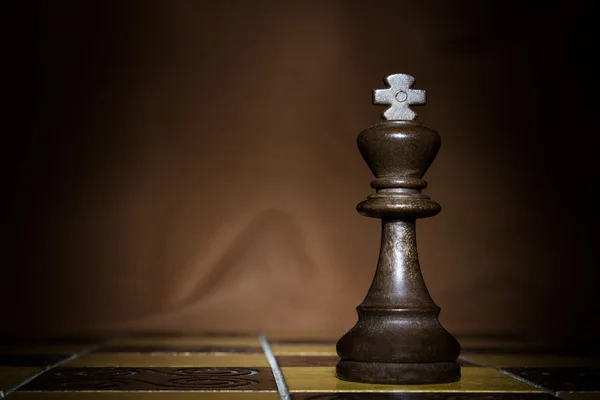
left=336, top=360, right=460, bottom=384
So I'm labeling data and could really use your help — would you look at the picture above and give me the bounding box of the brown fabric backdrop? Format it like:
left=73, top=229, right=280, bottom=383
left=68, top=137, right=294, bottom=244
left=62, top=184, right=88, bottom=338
left=4, top=0, right=599, bottom=344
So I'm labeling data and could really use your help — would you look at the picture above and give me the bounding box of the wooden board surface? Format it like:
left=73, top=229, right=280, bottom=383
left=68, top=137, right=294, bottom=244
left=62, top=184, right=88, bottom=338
left=1, top=333, right=599, bottom=399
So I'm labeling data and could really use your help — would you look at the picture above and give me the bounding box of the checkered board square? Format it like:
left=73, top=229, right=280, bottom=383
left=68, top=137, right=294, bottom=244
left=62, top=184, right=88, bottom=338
left=1, top=333, right=598, bottom=399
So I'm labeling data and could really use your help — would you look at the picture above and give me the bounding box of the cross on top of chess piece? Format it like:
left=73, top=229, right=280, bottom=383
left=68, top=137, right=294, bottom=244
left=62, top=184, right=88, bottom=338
left=373, top=73, right=426, bottom=121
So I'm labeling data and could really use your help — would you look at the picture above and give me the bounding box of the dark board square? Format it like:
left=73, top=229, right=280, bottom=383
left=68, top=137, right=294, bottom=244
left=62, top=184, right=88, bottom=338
left=122, top=332, right=259, bottom=338
left=0, top=354, right=68, bottom=367
left=292, top=393, right=560, bottom=399
left=457, top=357, right=481, bottom=367
left=0, top=336, right=101, bottom=347
left=18, top=366, right=277, bottom=391
left=276, top=355, right=340, bottom=367
left=504, top=367, right=600, bottom=392
left=269, top=339, right=338, bottom=345
left=96, top=345, right=263, bottom=353
left=457, top=335, right=600, bottom=356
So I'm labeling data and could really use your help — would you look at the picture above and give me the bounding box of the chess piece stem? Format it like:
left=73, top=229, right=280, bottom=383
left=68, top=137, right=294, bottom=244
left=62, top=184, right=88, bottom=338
left=336, top=75, right=460, bottom=384
left=363, top=219, right=435, bottom=311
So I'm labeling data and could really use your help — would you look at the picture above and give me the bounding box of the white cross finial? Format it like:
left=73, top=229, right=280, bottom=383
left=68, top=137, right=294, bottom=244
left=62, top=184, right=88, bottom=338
left=373, top=74, right=426, bottom=121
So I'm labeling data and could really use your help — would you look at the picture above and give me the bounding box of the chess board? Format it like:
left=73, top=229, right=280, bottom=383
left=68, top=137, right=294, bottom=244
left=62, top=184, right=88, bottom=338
left=1, top=333, right=599, bottom=399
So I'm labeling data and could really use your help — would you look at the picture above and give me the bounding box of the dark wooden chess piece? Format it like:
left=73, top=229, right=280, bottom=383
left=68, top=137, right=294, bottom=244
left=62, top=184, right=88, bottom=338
left=336, top=74, right=461, bottom=384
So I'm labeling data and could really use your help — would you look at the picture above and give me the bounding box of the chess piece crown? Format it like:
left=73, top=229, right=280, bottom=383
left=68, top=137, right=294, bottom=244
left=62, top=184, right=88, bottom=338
left=357, top=73, right=442, bottom=219
left=335, top=73, right=460, bottom=385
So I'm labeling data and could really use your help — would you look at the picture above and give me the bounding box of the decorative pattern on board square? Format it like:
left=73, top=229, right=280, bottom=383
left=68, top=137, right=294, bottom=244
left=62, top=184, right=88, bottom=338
left=18, top=367, right=277, bottom=391
left=504, top=367, right=600, bottom=392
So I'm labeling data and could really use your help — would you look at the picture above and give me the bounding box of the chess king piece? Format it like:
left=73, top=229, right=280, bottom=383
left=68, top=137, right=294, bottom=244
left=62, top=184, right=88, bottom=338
left=336, top=74, right=461, bottom=384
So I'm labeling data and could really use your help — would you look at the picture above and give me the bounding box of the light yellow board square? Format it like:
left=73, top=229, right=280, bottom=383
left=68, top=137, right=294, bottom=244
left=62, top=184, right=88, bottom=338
left=63, top=353, right=270, bottom=367
left=281, top=366, right=543, bottom=392
left=270, top=344, right=337, bottom=356
left=0, top=366, right=41, bottom=392
left=8, top=393, right=280, bottom=399
left=108, top=337, right=260, bottom=347
left=461, top=353, right=600, bottom=368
